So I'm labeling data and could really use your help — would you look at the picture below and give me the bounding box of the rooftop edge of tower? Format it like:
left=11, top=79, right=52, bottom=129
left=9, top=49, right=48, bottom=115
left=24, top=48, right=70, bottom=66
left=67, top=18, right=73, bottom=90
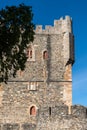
left=35, top=16, right=72, bottom=34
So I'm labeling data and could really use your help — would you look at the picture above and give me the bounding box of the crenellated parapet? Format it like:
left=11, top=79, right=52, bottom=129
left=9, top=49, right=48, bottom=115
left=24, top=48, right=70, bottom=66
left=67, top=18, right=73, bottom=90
left=35, top=16, right=72, bottom=34
left=38, top=105, right=87, bottom=119
left=71, top=105, right=87, bottom=118
left=34, top=16, right=74, bottom=66
left=36, top=104, right=87, bottom=130
left=0, top=105, right=87, bottom=130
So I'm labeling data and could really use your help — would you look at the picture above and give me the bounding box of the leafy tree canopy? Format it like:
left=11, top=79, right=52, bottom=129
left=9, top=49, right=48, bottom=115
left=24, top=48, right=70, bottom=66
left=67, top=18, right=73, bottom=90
left=0, top=4, right=35, bottom=82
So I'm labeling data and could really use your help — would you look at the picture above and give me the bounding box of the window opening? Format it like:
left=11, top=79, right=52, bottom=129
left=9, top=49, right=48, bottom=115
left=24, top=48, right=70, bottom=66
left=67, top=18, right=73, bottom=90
left=43, top=51, right=48, bottom=59
left=27, top=46, right=32, bottom=59
left=30, top=106, right=36, bottom=116
left=49, top=107, right=51, bottom=116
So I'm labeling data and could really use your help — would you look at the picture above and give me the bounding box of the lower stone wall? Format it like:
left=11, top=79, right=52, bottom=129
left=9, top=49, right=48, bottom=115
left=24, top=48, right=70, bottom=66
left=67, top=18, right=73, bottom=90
left=0, top=105, right=87, bottom=130
left=37, top=105, right=87, bottom=130
left=0, top=117, right=87, bottom=130
left=0, top=124, right=36, bottom=130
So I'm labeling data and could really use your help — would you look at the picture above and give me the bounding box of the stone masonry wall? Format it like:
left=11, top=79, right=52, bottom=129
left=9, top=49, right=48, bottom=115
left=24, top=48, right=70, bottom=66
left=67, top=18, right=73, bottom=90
left=0, top=104, right=87, bottom=130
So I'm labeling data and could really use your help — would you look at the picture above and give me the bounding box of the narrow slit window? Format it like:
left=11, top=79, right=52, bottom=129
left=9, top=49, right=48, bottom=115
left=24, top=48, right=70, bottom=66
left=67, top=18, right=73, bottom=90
left=30, top=50, right=32, bottom=58
left=27, top=46, right=32, bottom=59
left=49, top=107, right=51, bottom=116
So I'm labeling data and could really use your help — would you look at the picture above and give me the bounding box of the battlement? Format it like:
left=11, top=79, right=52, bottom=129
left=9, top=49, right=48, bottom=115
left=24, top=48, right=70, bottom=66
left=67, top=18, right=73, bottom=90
left=35, top=16, right=72, bottom=34
left=71, top=105, right=87, bottom=118
left=37, top=105, right=87, bottom=129
left=0, top=105, right=87, bottom=130
left=38, top=105, right=87, bottom=119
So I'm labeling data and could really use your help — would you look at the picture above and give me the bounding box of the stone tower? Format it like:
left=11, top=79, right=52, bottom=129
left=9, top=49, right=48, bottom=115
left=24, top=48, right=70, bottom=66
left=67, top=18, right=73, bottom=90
left=1, top=16, right=87, bottom=130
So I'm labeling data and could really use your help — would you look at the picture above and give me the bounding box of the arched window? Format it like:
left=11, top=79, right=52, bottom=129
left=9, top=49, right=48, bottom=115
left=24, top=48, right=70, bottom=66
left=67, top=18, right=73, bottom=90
left=27, top=45, right=35, bottom=61
left=30, top=106, right=36, bottom=116
left=27, top=46, right=32, bottom=59
left=43, top=50, right=48, bottom=59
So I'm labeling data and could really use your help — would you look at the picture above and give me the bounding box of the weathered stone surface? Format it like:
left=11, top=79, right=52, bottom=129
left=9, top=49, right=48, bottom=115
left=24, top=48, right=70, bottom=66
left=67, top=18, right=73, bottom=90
left=22, top=123, right=36, bottom=130
left=3, top=124, right=19, bottom=130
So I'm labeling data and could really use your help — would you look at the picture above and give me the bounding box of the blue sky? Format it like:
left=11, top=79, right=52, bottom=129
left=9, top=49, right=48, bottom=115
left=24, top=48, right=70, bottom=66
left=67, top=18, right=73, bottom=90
left=0, top=0, right=87, bottom=106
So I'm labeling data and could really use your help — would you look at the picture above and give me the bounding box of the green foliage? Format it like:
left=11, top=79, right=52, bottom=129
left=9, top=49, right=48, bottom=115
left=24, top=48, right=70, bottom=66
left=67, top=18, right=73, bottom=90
left=0, top=4, right=35, bottom=82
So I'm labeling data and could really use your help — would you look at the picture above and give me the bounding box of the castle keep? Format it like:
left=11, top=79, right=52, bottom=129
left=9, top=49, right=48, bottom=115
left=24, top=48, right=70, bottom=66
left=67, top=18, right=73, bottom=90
left=0, top=16, right=87, bottom=130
